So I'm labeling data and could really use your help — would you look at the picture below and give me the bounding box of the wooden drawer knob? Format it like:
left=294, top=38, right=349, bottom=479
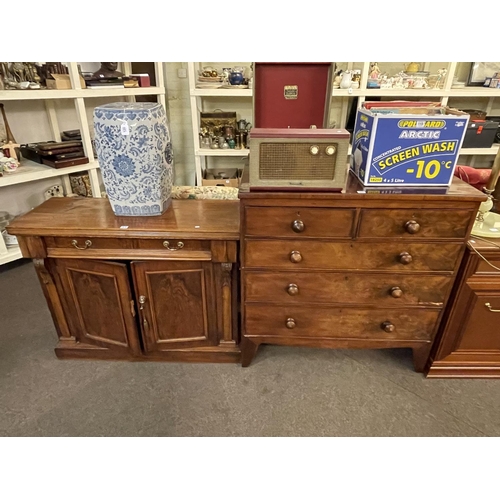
left=290, top=250, right=302, bottom=263
left=291, top=219, right=305, bottom=233
left=287, top=284, right=299, bottom=296
left=286, top=318, right=296, bottom=329
left=399, top=251, right=413, bottom=265
left=390, top=286, right=403, bottom=298
left=405, top=220, right=421, bottom=234
left=381, top=321, right=395, bottom=333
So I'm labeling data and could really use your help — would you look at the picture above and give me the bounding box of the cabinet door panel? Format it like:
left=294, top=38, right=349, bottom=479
left=457, top=281, right=500, bottom=351
left=132, top=261, right=217, bottom=351
left=53, top=259, right=141, bottom=354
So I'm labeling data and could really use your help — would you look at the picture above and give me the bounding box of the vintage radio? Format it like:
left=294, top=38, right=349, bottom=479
left=248, top=128, right=350, bottom=191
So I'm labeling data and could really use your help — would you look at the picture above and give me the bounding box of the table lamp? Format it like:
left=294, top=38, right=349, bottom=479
left=471, top=146, right=500, bottom=237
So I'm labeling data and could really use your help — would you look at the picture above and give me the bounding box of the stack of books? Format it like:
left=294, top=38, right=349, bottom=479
left=84, top=77, right=124, bottom=89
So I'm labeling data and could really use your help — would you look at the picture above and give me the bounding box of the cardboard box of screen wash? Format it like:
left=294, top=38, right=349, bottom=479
left=350, top=102, right=469, bottom=186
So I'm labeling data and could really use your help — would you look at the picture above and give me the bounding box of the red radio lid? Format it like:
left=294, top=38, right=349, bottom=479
left=249, top=128, right=350, bottom=139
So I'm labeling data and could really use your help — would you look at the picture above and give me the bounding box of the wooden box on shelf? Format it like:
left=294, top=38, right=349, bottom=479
left=46, top=73, right=86, bottom=90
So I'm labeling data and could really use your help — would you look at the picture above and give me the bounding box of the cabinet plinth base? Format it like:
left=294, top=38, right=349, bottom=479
left=55, top=343, right=241, bottom=363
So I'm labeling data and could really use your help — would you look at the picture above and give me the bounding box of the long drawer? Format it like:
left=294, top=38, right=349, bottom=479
left=244, top=206, right=355, bottom=238
left=245, top=304, right=440, bottom=341
left=358, top=209, right=474, bottom=239
left=45, top=237, right=211, bottom=259
left=244, top=240, right=463, bottom=272
left=244, top=271, right=451, bottom=306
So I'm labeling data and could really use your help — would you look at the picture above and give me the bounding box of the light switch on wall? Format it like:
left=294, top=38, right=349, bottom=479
left=177, top=68, right=187, bottom=78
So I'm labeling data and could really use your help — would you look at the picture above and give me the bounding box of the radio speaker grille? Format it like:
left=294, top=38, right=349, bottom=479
left=259, top=143, right=337, bottom=180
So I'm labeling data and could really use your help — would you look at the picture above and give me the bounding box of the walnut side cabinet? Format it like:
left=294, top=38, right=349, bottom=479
left=9, top=198, right=241, bottom=363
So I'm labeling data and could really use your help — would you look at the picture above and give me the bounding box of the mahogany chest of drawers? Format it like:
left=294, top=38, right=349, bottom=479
left=239, top=173, right=486, bottom=370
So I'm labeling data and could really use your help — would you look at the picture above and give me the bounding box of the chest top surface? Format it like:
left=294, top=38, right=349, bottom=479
left=239, top=171, right=487, bottom=205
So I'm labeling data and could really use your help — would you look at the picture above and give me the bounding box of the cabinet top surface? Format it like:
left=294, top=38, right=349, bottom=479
left=8, top=198, right=240, bottom=240
left=239, top=171, right=487, bottom=203
left=468, top=237, right=500, bottom=252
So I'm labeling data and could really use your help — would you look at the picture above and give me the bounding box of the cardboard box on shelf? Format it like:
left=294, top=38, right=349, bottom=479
left=130, top=74, right=151, bottom=87
left=46, top=74, right=86, bottom=90
left=202, top=169, right=242, bottom=188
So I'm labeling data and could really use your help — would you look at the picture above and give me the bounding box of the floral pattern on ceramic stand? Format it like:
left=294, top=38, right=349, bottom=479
left=94, top=102, right=173, bottom=216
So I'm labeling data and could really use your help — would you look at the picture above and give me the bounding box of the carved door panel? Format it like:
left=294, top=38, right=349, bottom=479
left=131, top=261, right=217, bottom=351
left=52, top=259, right=141, bottom=354
left=455, top=281, right=500, bottom=351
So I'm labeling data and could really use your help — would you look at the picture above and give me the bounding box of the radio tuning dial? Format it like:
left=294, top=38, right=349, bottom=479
left=310, top=145, right=319, bottom=155
left=325, top=145, right=336, bottom=155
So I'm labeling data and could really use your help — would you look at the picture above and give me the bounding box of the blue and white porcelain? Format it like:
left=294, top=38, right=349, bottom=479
left=93, top=102, right=173, bottom=216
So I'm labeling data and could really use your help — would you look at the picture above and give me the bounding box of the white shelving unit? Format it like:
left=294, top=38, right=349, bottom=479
left=0, top=159, right=100, bottom=188
left=0, top=62, right=166, bottom=265
left=188, top=62, right=253, bottom=186
left=187, top=61, right=500, bottom=184
left=0, top=246, right=22, bottom=266
left=0, top=86, right=165, bottom=101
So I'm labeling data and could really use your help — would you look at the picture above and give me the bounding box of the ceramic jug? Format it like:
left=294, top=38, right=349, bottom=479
left=340, top=71, right=352, bottom=89
left=406, top=62, right=420, bottom=73
left=229, top=70, right=244, bottom=85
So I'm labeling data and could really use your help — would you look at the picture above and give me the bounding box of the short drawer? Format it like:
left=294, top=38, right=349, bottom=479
left=245, top=206, right=355, bottom=238
left=358, top=209, right=474, bottom=239
left=244, top=240, right=463, bottom=272
left=244, top=304, right=440, bottom=341
left=244, top=271, right=451, bottom=306
left=475, top=258, right=500, bottom=275
left=46, top=236, right=134, bottom=251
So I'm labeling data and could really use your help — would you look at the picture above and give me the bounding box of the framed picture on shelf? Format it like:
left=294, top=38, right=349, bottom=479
left=467, top=62, right=500, bottom=86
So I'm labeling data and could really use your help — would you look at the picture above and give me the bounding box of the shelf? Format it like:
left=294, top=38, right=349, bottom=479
left=333, top=88, right=447, bottom=97
left=195, top=149, right=250, bottom=157
left=332, top=88, right=500, bottom=98
left=0, top=159, right=99, bottom=187
left=448, top=88, right=500, bottom=97
left=191, top=87, right=500, bottom=99
left=0, top=86, right=165, bottom=101
left=0, top=246, right=23, bottom=265
left=459, top=145, right=500, bottom=155
left=190, top=88, right=253, bottom=97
